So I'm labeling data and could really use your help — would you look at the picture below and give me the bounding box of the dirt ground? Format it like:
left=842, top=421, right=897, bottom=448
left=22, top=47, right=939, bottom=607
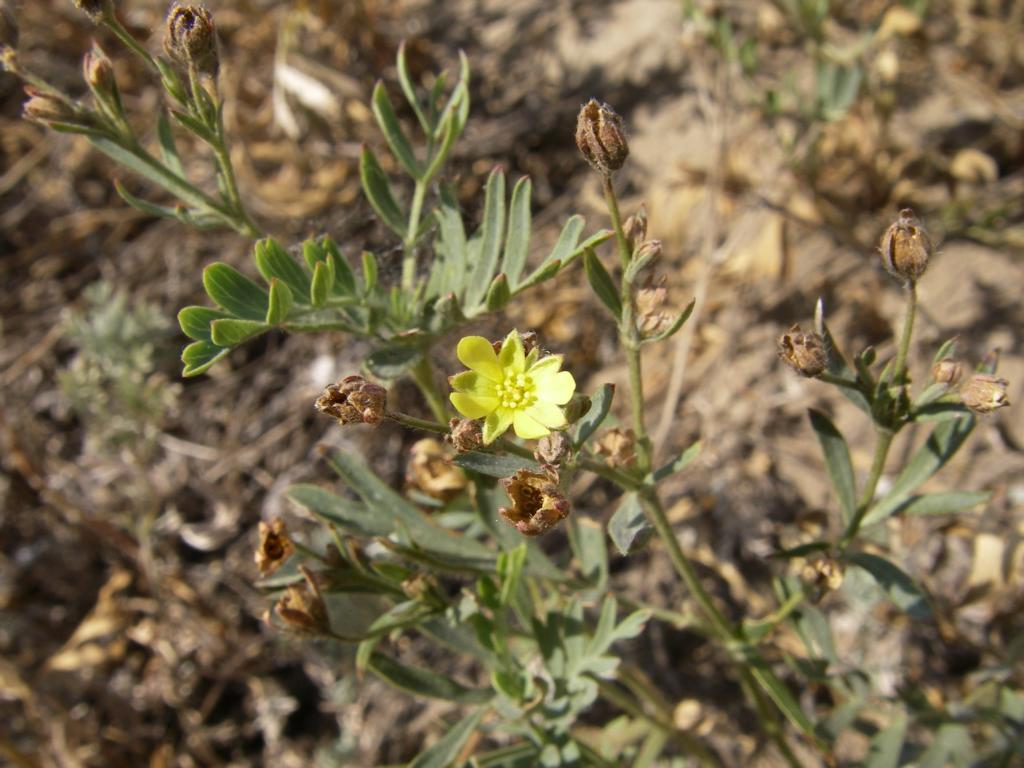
left=1, top=1, right=1022, bottom=766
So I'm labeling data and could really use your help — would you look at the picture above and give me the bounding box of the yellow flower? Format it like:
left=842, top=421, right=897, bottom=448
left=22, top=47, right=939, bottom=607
left=449, top=330, right=576, bottom=445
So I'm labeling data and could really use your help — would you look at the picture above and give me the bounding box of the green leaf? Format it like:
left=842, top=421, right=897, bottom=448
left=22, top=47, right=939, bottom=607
left=932, top=336, right=958, bottom=366
left=453, top=452, right=539, bottom=479
left=572, top=383, right=615, bottom=448
left=323, top=237, right=357, bottom=295
left=497, top=544, right=527, bottom=606
left=608, top=493, right=652, bottom=555
left=847, top=552, right=931, bottom=620
left=360, top=144, right=407, bottom=237
left=896, top=491, right=990, bottom=517
left=569, top=517, right=607, bottom=590
left=583, top=248, right=622, bottom=319
left=808, top=409, right=856, bottom=525
left=210, top=318, right=269, bottom=347
left=301, top=239, right=323, bottom=271
left=156, top=112, right=185, bottom=178
left=467, top=168, right=506, bottom=309
left=310, top=261, right=331, bottom=308
left=366, top=343, right=422, bottom=380
left=288, top=484, right=397, bottom=539
left=396, top=41, right=430, bottom=135
left=650, top=441, right=701, bottom=483
left=408, top=709, right=486, bottom=768
left=114, top=180, right=182, bottom=222
left=517, top=215, right=585, bottom=290
left=436, top=184, right=467, bottom=298
left=266, top=278, right=294, bottom=325
left=253, top=238, right=311, bottom=301
left=641, top=298, right=695, bottom=345
left=88, top=136, right=213, bottom=212
left=746, top=655, right=823, bottom=750
left=503, top=176, right=532, bottom=288
left=863, top=712, right=906, bottom=768
left=368, top=653, right=493, bottom=705
left=181, top=340, right=230, bottom=376
left=860, top=416, right=975, bottom=527
left=202, top=262, right=269, bottom=320
left=484, top=273, right=510, bottom=311
left=361, top=250, right=379, bottom=294
left=178, top=306, right=230, bottom=342
left=815, top=299, right=871, bottom=415
left=372, top=81, right=421, bottom=180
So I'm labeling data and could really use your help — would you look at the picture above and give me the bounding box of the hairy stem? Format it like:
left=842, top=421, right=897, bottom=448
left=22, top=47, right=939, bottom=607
left=402, top=179, right=428, bottom=291
left=602, top=174, right=632, bottom=271
left=893, top=281, right=917, bottom=386
left=409, top=355, right=450, bottom=423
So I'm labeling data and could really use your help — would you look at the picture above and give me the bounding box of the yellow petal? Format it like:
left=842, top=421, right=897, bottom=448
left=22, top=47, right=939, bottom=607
left=537, top=370, right=576, bottom=405
left=482, top=409, right=514, bottom=445
left=513, top=410, right=551, bottom=440
left=456, top=336, right=502, bottom=381
left=525, top=400, right=567, bottom=429
left=450, top=370, right=496, bottom=396
left=451, top=392, right=499, bottom=419
left=497, top=329, right=525, bottom=373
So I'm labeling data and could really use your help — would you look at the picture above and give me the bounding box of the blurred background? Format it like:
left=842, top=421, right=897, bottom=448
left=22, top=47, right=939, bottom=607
left=1, top=0, right=1022, bottom=765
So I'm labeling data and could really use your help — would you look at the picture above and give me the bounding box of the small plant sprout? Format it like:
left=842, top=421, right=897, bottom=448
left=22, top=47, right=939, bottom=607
left=449, top=330, right=577, bottom=444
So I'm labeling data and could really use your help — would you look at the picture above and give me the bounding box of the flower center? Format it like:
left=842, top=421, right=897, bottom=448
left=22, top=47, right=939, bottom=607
left=495, top=371, right=535, bottom=410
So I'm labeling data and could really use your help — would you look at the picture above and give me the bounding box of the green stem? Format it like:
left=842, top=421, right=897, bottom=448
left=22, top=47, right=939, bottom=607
left=385, top=411, right=448, bottom=435
left=602, top=174, right=632, bottom=270
left=402, top=179, right=428, bottom=291
left=842, top=427, right=894, bottom=546
left=409, top=355, right=449, bottom=423
left=892, top=281, right=917, bottom=386
left=103, top=13, right=158, bottom=69
left=211, top=138, right=261, bottom=238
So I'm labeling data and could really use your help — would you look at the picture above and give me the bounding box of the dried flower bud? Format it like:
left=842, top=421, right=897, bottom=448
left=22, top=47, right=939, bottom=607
left=623, top=205, right=648, bottom=251
left=778, top=324, right=827, bottom=378
left=0, top=2, right=18, bottom=51
left=634, top=275, right=673, bottom=338
left=83, top=44, right=115, bottom=92
left=960, top=373, right=1010, bottom=414
left=633, top=239, right=662, bottom=268
left=315, top=375, right=387, bottom=425
left=401, top=573, right=438, bottom=602
left=575, top=99, right=629, bottom=175
left=274, top=566, right=329, bottom=634
left=406, top=438, right=466, bottom=500
left=800, top=555, right=844, bottom=602
left=595, top=427, right=637, bottom=468
left=164, top=3, right=218, bottom=75
left=534, top=432, right=570, bottom=465
left=931, top=359, right=962, bottom=386
left=72, top=0, right=111, bottom=21
left=23, top=87, right=79, bottom=126
left=255, top=519, right=294, bottom=576
left=879, top=208, right=932, bottom=283
left=447, top=417, right=483, bottom=453
left=500, top=467, right=570, bottom=537
left=562, top=393, right=592, bottom=425
left=491, top=330, right=538, bottom=357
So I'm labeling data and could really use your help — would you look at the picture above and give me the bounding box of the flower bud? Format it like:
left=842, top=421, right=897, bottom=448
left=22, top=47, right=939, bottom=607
left=164, top=3, right=218, bottom=75
left=800, top=555, right=844, bottom=602
left=575, top=99, right=629, bottom=175
left=777, top=324, right=827, bottom=378
left=500, top=467, right=570, bottom=537
left=83, top=44, right=115, bottom=92
left=23, top=87, right=79, bottom=126
left=534, top=432, right=570, bottom=465
left=0, top=2, right=18, bottom=51
left=274, top=566, right=329, bottom=634
left=623, top=205, right=648, bottom=252
left=491, top=329, right=538, bottom=357
left=960, top=374, right=1009, bottom=414
left=634, top=275, right=672, bottom=338
left=595, top=427, right=637, bottom=468
left=406, top=438, right=466, bottom=500
left=562, top=393, right=592, bottom=425
left=879, top=208, right=932, bottom=283
left=315, top=375, right=387, bottom=425
left=633, top=239, right=662, bottom=268
left=446, top=418, right=483, bottom=453
left=255, top=519, right=294, bottom=576
left=72, top=0, right=111, bottom=22
left=931, top=359, right=962, bottom=386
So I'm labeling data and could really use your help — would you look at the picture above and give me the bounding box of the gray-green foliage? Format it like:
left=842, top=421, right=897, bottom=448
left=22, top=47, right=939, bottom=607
left=59, top=282, right=179, bottom=455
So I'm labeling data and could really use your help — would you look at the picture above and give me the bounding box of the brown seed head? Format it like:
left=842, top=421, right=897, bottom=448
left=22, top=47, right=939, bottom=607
left=879, top=208, right=932, bottom=283
left=575, top=99, right=629, bottom=175
left=83, top=45, right=115, bottom=92
left=534, top=432, right=570, bottom=465
left=500, top=467, right=570, bottom=537
left=634, top=275, right=673, bottom=338
left=406, top=438, right=466, bottom=500
left=315, top=375, right=387, bottom=426
left=165, top=3, right=218, bottom=75
left=778, top=324, right=828, bottom=378
left=255, top=519, right=294, bottom=576
left=595, top=427, right=637, bottom=469
left=931, top=359, right=963, bottom=386
left=72, top=0, right=111, bottom=21
left=960, top=373, right=1010, bottom=414
left=274, top=566, right=329, bottom=634
left=800, top=555, right=844, bottom=602
left=446, top=417, right=483, bottom=453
